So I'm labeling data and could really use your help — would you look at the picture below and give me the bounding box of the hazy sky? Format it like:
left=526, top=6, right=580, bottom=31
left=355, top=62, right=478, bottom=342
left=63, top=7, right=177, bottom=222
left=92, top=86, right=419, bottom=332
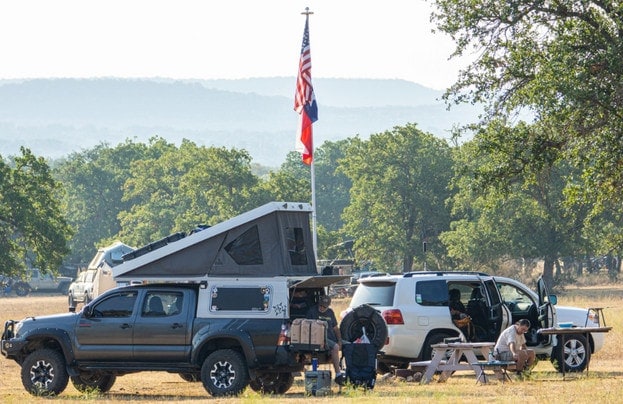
left=1, top=1, right=466, bottom=90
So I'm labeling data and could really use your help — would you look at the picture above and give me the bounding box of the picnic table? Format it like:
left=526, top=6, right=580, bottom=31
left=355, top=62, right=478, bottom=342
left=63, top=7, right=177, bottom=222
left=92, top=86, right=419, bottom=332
left=414, top=342, right=497, bottom=384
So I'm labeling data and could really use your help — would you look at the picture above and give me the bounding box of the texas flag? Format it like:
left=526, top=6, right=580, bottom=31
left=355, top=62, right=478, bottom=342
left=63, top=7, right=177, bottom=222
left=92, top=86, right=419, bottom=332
left=294, top=14, right=318, bottom=165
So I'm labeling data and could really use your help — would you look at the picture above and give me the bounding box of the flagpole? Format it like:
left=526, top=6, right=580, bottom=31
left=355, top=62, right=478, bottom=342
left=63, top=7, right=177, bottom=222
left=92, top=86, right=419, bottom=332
left=311, top=158, right=318, bottom=264
left=301, top=7, right=318, bottom=266
left=294, top=7, right=319, bottom=268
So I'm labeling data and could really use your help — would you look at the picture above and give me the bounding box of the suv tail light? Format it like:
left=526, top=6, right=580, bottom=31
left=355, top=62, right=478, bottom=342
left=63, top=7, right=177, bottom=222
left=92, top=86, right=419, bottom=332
left=382, top=309, right=404, bottom=325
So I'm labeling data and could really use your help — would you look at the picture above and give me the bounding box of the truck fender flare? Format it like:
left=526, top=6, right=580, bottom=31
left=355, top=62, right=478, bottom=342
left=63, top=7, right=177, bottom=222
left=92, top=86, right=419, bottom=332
left=191, top=329, right=257, bottom=366
left=23, top=328, right=75, bottom=366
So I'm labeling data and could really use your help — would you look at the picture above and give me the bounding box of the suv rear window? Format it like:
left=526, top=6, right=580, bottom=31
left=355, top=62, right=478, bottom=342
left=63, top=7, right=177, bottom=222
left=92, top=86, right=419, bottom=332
left=350, top=281, right=395, bottom=307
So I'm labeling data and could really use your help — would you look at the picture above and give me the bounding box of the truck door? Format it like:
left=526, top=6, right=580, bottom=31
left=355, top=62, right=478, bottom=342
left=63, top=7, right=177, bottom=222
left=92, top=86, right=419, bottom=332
left=132, top=290, right=192, bottom=361
left=74, top=290, right=138, bottom=360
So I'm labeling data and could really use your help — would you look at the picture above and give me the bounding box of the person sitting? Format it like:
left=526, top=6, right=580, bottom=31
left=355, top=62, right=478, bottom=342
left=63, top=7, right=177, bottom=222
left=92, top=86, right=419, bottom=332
left=494, top=319, right=536, bottom=375
left=450, top=301, right=474, bottom=340
left=306, top=295, right=345, bottom=384
left=449, top=288, right=466, bottom=312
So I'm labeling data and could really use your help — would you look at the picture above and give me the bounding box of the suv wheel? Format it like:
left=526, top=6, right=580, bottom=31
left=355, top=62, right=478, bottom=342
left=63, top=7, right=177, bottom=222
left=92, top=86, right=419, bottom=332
left=21, top=349, right=69, bottom=396
left=340, top=304, right=388, bottom=348
left=201, top=349, right=249, bottom=397
left=551, top=333, right=589, bottom=373
left=71, top=372, right=116, bottom=393
left=249, top=372, right=294, bottom=394
left=421, top=333, right=454, bottom=361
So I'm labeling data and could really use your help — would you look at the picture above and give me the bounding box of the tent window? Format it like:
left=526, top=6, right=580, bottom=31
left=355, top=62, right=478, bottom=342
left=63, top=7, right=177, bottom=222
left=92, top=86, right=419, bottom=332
left=224, top=225, right=263, bottom=265
left=286, top=227, right=308, bottom=265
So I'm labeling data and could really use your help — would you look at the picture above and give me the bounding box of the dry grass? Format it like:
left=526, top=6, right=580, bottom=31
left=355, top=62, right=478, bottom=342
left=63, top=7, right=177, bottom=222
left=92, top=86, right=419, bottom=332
left=0, top=287, right=621, bottom=403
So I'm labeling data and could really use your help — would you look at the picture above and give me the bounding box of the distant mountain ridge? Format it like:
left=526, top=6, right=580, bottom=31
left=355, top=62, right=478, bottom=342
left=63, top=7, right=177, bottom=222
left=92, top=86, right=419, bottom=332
left=0, top=78, right=478, bottom=166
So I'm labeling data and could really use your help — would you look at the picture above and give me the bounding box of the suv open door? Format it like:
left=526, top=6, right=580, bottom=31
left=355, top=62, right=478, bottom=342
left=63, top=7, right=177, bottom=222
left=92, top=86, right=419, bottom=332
left=537, top=276, right=557, bottom=344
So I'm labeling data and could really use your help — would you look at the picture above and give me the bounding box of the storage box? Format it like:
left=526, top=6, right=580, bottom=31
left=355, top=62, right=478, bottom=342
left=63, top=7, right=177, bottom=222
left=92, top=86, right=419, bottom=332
left=291, top=319, right=327, bottom=351
left=305, top=370, right=332, bottom=396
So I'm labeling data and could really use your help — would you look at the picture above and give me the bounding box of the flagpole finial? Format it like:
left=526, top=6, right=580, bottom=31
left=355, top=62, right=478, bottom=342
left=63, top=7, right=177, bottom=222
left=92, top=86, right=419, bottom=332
left=301, top=7, right=313, bottom=16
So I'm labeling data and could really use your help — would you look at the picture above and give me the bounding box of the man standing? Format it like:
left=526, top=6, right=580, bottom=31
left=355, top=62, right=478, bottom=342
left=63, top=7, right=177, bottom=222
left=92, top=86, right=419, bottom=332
left=494, top=319, right=536, bottom=374
left=307, top=295, right=345, bottom=383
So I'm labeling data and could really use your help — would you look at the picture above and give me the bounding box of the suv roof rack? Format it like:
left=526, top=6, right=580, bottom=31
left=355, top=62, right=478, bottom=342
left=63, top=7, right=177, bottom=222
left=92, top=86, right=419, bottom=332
left=402, top=271, right=490, bottom=277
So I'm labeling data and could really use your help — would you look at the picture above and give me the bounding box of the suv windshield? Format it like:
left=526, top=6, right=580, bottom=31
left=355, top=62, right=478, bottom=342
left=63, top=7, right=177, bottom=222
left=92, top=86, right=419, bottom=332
left=350, top=281, right=395, bottom=306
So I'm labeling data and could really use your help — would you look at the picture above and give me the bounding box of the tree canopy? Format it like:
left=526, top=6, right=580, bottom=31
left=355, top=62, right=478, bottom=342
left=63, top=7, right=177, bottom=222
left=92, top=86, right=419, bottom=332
left=340, top=124, right=454, bottom=272
left=0, top=148, right=72, bottom=276
left=432, top=0, right=623, bottom=228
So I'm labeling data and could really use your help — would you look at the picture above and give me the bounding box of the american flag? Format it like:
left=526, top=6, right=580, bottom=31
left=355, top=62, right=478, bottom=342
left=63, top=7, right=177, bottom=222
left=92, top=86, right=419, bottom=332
left=294, top=14, right=317, bottom=165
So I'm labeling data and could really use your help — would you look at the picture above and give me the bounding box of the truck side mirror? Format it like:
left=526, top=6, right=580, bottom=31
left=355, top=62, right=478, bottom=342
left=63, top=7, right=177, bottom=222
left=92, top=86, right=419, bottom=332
left=83, top=305, right=94, bottom=318
left=548, top=294, right=557, bottom=305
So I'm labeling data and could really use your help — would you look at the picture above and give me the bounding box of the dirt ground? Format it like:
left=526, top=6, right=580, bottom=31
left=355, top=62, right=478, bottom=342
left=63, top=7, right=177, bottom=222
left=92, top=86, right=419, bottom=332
left=0, top=289, right=621, bottom=403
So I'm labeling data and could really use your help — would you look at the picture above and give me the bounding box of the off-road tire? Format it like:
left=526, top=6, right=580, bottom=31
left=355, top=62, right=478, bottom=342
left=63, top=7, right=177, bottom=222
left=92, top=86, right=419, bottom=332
left=179, top=372, right=201, bottom=382
left=340, top=304, right=388, bottom=348
left=551, top=333, right=589, bottom=373
left=249, top=372, right=294, bottom=394
left=201, top=349, right=249, bottom=397
left=71, top=372, right=116, bottom=393
left=21, top=349, right=69, bottom=396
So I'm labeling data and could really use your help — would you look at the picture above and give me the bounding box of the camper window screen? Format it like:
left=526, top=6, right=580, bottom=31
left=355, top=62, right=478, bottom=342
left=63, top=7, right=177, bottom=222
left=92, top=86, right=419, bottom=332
left=224, top=225, right=263, bottom=265
left=209, top=286, right=271, bottom=311
left=286, top=227, right=308, bottom=265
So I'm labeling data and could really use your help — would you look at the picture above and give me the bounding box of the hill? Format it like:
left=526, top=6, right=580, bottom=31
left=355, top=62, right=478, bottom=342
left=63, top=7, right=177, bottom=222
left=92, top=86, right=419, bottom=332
left=0, top=78, right=478, bottom=166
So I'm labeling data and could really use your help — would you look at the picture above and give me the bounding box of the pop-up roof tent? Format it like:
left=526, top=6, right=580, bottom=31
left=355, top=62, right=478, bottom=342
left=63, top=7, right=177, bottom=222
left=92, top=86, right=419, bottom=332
left=113, top=202, right=319, bottom=282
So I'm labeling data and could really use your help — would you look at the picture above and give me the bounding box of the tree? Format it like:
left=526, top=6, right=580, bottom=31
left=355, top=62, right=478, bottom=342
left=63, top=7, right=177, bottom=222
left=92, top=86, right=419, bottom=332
left=340, top=124, right=454, bottom=272
left=432, top=0, right=623, bottom=237
left=0, top=147, right=72, bottom=276
left=116, top=141, right=264, bottom=247
left=54, top=140, right=153, bottom=264
left=442, top=121, right=596, bottom=286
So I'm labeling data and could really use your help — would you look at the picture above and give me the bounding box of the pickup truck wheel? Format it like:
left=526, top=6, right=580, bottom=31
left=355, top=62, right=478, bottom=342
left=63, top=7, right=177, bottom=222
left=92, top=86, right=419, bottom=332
left=249, top=372, right=294, bottom=394
left=71, top=372, right=116, bottom=393
left=21, top=349, right=69, bottom=396
left=14, top=282, right=30, bottom=297
left=179, top=372, right=201, bottom=382
left=201, top=349, right=249, bottom=397
left=551, top=333, right=589, bottom=373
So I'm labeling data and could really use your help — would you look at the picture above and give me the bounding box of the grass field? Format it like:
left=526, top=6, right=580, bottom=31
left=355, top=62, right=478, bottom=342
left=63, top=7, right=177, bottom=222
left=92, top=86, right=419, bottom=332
left=0, top=286, right=621, bottom=403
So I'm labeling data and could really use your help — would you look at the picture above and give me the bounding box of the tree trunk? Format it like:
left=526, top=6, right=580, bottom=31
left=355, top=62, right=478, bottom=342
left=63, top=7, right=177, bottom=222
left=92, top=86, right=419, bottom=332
left=403, top=254, right=414, bottom=273
left=542, top=256, right=555, bottom=289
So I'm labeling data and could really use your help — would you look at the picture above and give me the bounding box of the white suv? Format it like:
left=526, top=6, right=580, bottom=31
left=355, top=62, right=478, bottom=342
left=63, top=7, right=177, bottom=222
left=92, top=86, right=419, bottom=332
left=349, top=271, right=513, bottom=373
left=349, top=271, right=603, bottom=373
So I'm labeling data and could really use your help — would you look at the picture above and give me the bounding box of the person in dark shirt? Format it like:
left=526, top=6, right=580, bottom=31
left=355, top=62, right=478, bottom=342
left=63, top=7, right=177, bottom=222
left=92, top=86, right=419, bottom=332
left=307, top=295, right=345, bottom=382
